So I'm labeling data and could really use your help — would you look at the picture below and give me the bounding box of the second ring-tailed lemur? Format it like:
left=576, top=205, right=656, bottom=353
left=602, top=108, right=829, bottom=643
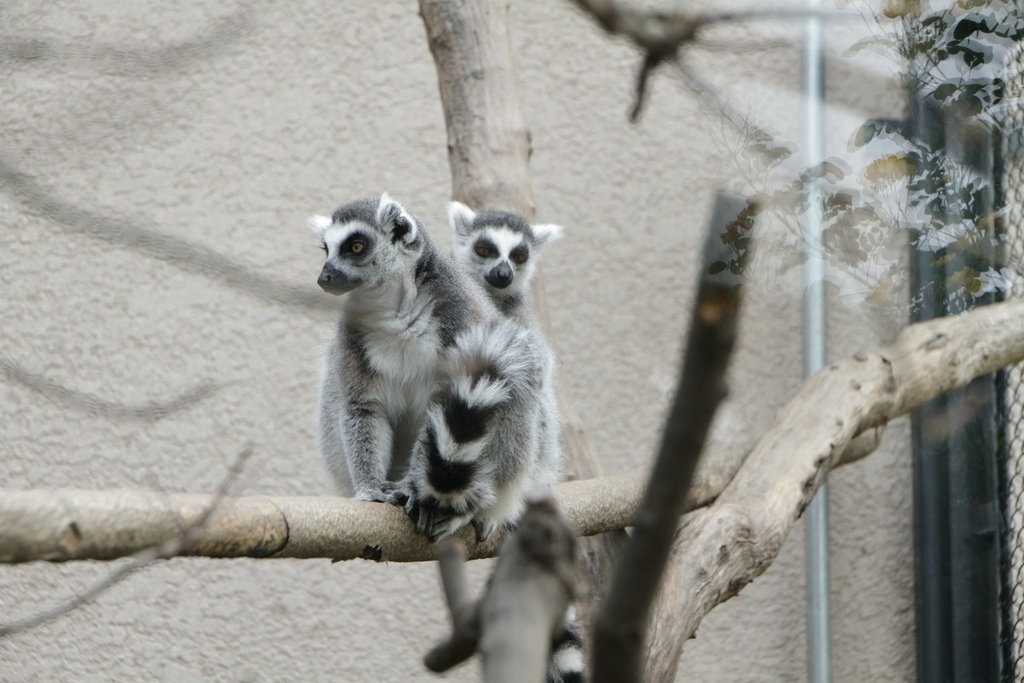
left=448, top=201, right=563, bottom=324
left=309, top=193, right=496, bottom=501
left=393, top=202, right=570, bottom=542
left=447, top=204, right=582, bottom=683
left=444, top=202, right=566, bottom=523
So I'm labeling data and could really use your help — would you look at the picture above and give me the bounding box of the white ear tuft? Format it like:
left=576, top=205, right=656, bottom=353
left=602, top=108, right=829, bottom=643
left=531, top=223, right=564, bottom=246
left=377, top=192, right=418, bottom=244
left=307, top=214, right=332, bottom=236
left=448, top=201, right=477, bottom=238
left=376, top=192, right=397, bottom=223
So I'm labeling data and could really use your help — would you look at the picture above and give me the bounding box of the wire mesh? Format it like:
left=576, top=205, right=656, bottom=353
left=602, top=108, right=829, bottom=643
left=1003, top=39, right=1024, bottom=682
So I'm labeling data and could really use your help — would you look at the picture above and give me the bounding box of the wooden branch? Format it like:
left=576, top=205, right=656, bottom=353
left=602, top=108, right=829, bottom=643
left=0, top=467, right=649, bottom=564
left=566, top=0, right=847, bottom=120
left=592, top=194, right=747, bottom=683
left=568, top=0, right=844, bottom=53
left=1, top=447, right=253, bottom=637
left=426, top=498, right=577, bottom=681
left=642, top=299, right=1024, bottom=681
left=0, top=431, right=881, bottom=566
left=418, top=0, right=535, bottom=217
left=4, top=300, right=1022, bottom=568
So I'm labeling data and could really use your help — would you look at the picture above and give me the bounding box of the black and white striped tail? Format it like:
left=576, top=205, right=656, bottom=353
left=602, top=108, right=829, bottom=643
left=548, top=607, right=584, bottom=683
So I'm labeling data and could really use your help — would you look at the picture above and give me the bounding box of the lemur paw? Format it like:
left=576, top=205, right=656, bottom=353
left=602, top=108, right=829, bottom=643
left=354, top=490, right=389, bottom=503
left=380, top=481, right=410, bottom=507
left=411, top=499, right=472, bottom=542
left=472, top=518, right=499, bottom=543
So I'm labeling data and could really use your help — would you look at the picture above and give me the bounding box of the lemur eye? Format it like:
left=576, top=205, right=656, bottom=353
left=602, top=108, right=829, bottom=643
left=341, top=234, right=369, bottom=255
left=320, top=241, right=328, bottom=255
left=510, top=247, right=529, bottom=265
left=475, top=244, right=494, bottom=258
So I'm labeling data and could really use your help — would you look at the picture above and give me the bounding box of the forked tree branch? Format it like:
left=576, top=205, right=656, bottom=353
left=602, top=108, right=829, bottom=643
left=567, top=0, right=847, bottom=120
left=643, top=297, right=1024, bottom=680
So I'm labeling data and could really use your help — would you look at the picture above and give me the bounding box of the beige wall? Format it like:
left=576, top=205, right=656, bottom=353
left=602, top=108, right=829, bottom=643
left=0, top=1, right=913, bottom=681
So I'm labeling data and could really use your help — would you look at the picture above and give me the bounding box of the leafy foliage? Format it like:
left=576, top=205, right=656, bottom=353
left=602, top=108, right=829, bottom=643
left=714, top=0, right=1021, bottom=316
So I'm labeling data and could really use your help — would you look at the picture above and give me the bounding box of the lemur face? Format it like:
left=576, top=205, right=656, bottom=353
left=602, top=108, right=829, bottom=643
left=471, top=228, right=532, bottom=291
left=448, top=202, right=563, bottom=298
left=309, top=193, right=420, bottom=295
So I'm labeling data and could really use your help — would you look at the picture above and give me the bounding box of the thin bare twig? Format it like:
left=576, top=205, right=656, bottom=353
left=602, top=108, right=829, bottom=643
left=0, top=446, right=254, bottom=638
left=0, top=156, right=333, bottom=314
left=423, top=540, right=482, bottom=672
left=0, top=355, right=224, bottom=422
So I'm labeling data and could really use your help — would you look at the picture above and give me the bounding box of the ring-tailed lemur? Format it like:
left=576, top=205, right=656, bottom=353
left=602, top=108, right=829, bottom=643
left=309, top=193, right=496, bottom=501
left=444, top=202, right=566, bottom=530
left=448, top=201, right=563, bottom=324
left=447, top=203, right=582, bottom=683
left=389, top=317, right=560, bottom=543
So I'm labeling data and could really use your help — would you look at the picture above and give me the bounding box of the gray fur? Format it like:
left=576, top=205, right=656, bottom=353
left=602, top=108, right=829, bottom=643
left=395, top=318, right=560, bottom=542
left=447, top=202, right=565, bottom=514
left=448, top=204, right=579, bottom=683
left=311, top=193, right=496, bottom=500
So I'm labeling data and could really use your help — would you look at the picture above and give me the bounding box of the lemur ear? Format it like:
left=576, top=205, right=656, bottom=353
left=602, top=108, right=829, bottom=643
left=531, top=223, right=564, bottom=246
left=448, top=201, right=477, bottom=238
left=307, top=214, right=332, bottom=237
left=377, top=192, right=418, bottom=245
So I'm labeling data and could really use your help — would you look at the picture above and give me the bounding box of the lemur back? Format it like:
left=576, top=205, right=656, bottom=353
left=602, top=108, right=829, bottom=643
left=310, top=193, right=496, bottom=501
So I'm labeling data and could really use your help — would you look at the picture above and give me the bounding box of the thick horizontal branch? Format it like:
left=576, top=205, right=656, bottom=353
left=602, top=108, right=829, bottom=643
left=0, top=432, right=879, bottom=565
left=0, top=478, right=640, bottom=565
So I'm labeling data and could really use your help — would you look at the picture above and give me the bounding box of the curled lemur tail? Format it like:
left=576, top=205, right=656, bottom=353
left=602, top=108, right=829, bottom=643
left=426, top=317, right=534, bottom=480
left=408, top=318, right=544, bottom=541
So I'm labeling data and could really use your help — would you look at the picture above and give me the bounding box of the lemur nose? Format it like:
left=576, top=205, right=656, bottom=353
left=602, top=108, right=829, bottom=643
left=485, top=262, right=514, bottom=289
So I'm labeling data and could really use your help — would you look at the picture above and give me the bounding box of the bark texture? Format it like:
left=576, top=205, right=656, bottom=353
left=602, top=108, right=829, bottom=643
left=425, top=498, right=577, bottom=682
left=592, top=193, right=746, bottom=683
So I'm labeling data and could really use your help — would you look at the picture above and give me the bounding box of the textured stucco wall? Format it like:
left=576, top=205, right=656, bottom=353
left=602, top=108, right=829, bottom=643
left=0, top=1, right=914, bottom=681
